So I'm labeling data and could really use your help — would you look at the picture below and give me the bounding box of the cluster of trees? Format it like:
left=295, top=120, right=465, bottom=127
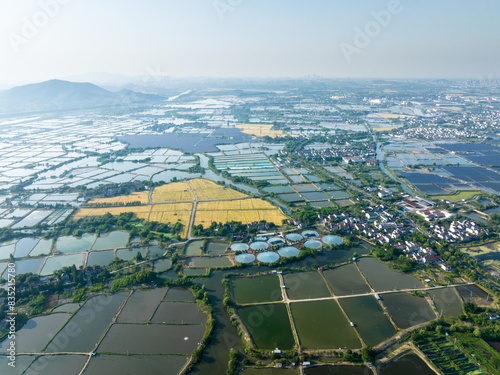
left=110, top=269, right=156, bottom=292
left=373, top=245, right=414, bottom=273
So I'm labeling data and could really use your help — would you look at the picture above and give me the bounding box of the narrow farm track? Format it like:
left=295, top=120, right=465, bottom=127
left=238, top=283, right=474, bottom=307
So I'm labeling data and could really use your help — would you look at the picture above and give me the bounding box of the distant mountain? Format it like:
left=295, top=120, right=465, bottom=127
left=0, top=79, right=165, bottom=114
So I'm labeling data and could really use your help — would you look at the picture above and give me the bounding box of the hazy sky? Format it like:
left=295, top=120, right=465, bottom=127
left=1, top=0, right=499, bottom=85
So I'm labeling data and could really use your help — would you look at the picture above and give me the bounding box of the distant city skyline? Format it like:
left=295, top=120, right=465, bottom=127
left=1, top=0, right=499, bottom=87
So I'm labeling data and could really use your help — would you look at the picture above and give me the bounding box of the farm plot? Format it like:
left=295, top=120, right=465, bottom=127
left=189, top=178, right=247, bottom=200
left=415, top=335, right=482, bottom=375
left=86, top=191, right=149, bottom=205
left=194, top=199, right=287, bottom=226
left=152, top=181, right=194, bottom=202
left=236, top=124, right=287, bottom=138
left=73, top=206, right=152, bottom=221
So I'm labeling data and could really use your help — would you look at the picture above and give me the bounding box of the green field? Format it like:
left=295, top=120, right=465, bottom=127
left=432, top=190, right=480, bottom=202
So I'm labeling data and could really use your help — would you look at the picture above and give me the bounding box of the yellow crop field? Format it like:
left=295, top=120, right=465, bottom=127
left=152, top=181, right=194, bottom=202
left=374, top=127, right=398, bottom=132
left=196, top=198, right=277, bottom=211
left=72, top=180, right=289, bottom=238
left=73, top=206, right=152, bottom=220
left=189, top=178, right=246, bottom=200
left=150, top=203, right=193, bottom=213
left=148, top=203, right=192, bottom=237
left=235, top=124, right=287, bottom=138
left=374, top=113, right=414, bottom=119
left=194, top=209, right=287, bottom=227
left=86, top=191, right=150, bottom=205
left=194, top=198, right=288, bottom=227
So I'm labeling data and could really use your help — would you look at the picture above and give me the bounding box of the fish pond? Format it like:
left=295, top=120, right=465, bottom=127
left=205, top=241, right=228, bottom=255
left=357, top=257, right=423, bottom=291
left=305, top=365, right=373, bottom=375
left=91, top=231, right=129, bottom=250
left=322, top=264, right=371, bottom=296
left=379, top=352, right=436, bottom=375
left=41, top=253, right=86, bottom=276
left=55, top=233, right=96, bottom=253
left=339, top=296, right=396, bottom=346
left=380, top=293, right=436, bottom=329
left=188, top=256, right=232, bottom=267
left=284, top=271, right=332, bottom=300
left=185, top=240, right=205, bottom=255
left=238, top=303, right=295, bottom=350
left=84, top=355, right=188, bottom=375
left=428, top=287, right=463, bottom=317
left=291, top=300, right=361, bottom=349
left=231, top=275, right=282, bottom=305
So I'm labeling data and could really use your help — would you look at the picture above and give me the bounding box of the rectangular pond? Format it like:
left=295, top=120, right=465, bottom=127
left=284, top=271, right=331, bottom=300
left=165, top=288, right=195, bottom=302
left=356, top=257, right=423, bottom=292
left=231, top=275, right=282, bottom=305
left=380, top=292, right=436, bottom=329
left=3, top=257, right=44, bottom=278
left=188, top=256, right=232, bottom=268
left=41, top=253, right=86, bottom=276
left=24, top=354, right=87, bottom=375
left=91, top=231, right=129, bottom=250
left=428, top=288, right=463, bottom=317
left=238, top=303, right=295, bottom=350
left=339, top=296, right=396, bottom=347
left=118, top=288, right=166, bottom=323
left=151, top=301, right=206, bottom=324
left=291, top=300, right=361, bottom=349
left=86, top=250, right=115, bottom=267
left=55, top=234, right=96, bottom=253
left=185, top=240, right=204, bottom=256
left=29, top=238, right=52, bottom=256
left=45, top=293, right=128, bottom=353
left=84, top=355, right=187, bottom=375
left=323, top=264, right=371, bottom=296
left=0, top=313, right=70, bottom=353
left=97, top=323, right=206, bottom=354
left=205, top=241, right=228, bottom=255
